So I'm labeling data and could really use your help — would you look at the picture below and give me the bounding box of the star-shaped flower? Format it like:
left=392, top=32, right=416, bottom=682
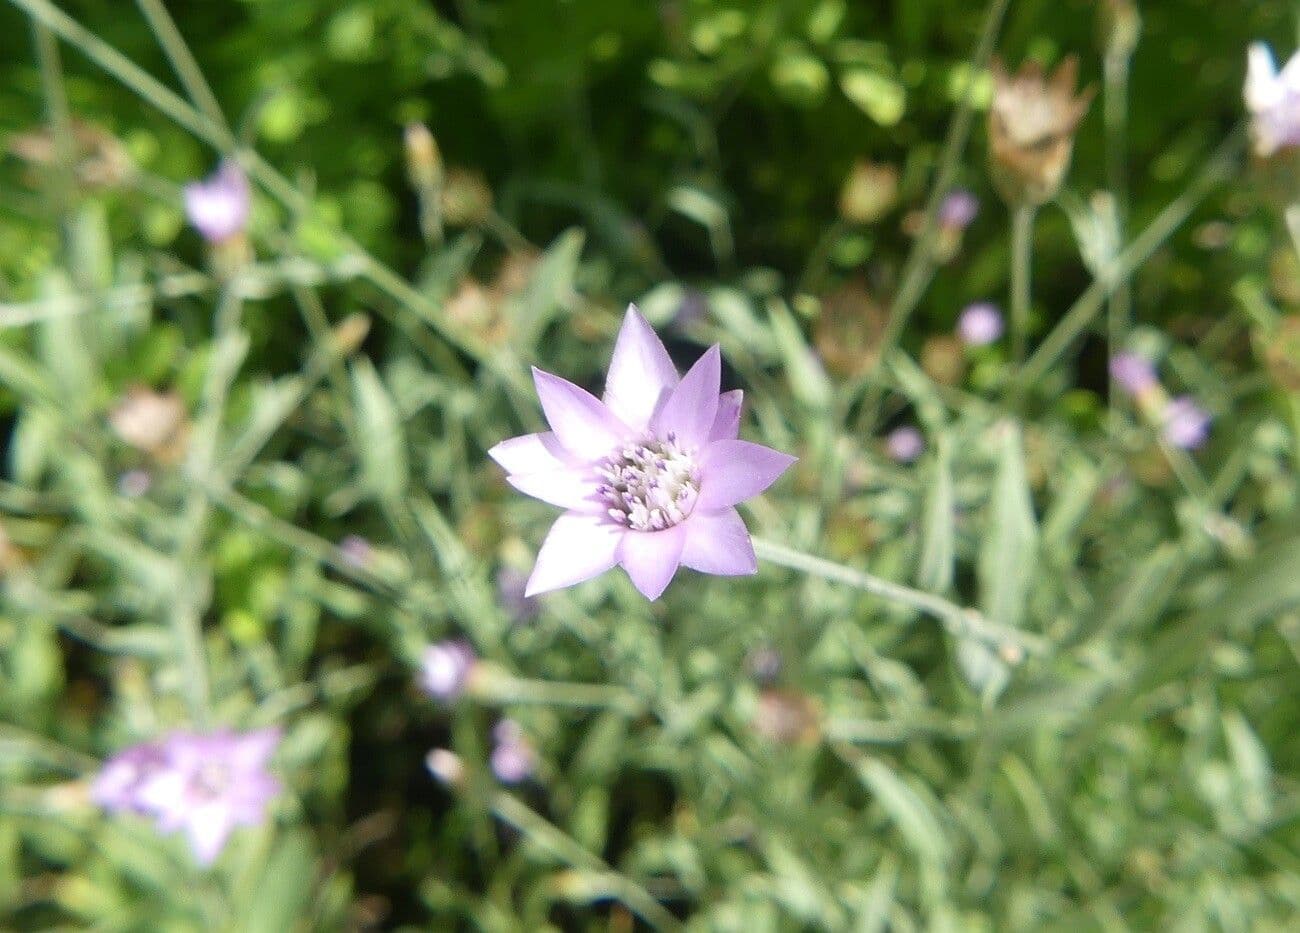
left=1245, top=42, right=1300, bottom=157
left=489, top=306, right=796, bottom=600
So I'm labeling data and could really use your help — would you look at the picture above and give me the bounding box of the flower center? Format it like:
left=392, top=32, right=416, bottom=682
left=596, top=435, right=700, bottom=531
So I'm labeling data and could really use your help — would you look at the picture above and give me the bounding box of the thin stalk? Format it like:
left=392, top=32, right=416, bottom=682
left=1021, top=126, right=1244, bottom=387
left=471, top=671, right=642, bottom=715
left=859, top=0, right=1013, bottom=422
left=491, top=792, right=683, bottom=931
left=1103, top=46, right=1133, bottom=408
left=752, top=537, right=1046, bottom=654
left=1010, top=204, right=1036, bottom=371
left=133, top=0, right=230, bottom=137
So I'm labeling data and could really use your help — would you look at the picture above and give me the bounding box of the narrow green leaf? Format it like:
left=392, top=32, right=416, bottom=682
left=978, top=421, right=1038, bottom=631
left=349, top=358, right=408, bottom=502
left=916, top=435, right=954, bottom=593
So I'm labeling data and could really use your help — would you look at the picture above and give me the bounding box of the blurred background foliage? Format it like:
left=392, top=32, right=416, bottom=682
left=2, top=0, right=1300, bottom=929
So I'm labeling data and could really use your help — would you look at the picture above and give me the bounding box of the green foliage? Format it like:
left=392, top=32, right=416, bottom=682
left=2, top=0, right=1300, bottom=929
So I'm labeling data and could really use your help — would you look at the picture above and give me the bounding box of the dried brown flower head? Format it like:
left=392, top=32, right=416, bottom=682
left=10, top=119, right=131, bottom=189
left=987, top=56, right=1094, bottom=206
left=838, top=159, right=899, bottom=225
left=812, top=278, right=886, bottom=379
left=752, top=688, right=822, bottom=745
left=108, top=387, right=189, bottom=464
left=1262, top=315, right=1300, bottom=392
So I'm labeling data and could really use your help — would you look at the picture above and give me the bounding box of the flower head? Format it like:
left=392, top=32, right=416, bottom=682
left=95, top=729, right=280, bottom=866
left=184, top=161, right=250, bottom=244
left=956, top=302, right=1004, bottom=346
left=109, top=387, right=189, bottom=463
left=419, top=639, right=477, bottom=700
left=988, top=56, right=1093, bottom=205
left=490, top=719, right=535, bottom=783
left=938, top=189, right=979, bottom=230
left=886, top=426, right=925, bottom=464
left=1245, top=43, right=1300, bottom=158
left=1162, top=396, right=1211, bottom=450
left=489, top=306, right=796, bottom=600
left=1110, top=351, right=1158, bottom=397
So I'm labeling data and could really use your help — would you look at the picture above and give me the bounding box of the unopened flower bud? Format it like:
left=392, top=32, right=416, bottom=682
left=425, top=748, right=466, bottom=788
left=403, top=122, right=442, bottom=190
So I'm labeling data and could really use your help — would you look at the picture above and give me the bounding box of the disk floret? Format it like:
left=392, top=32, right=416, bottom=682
left=596, top=434, right=700, bottom=531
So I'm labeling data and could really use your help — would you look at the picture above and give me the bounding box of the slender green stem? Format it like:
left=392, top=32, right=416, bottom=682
left=471, top=670, right=642, bottom=715
left=1021, top=126, right=1244, bottom=387
left=1103, top=47, right=1133, bottom=409
left=133, top=0, right=230, bottom=137
left=859, top=0, right=1012, bottom=423
left=491, top=792, right=683, bottom=931
left=1010, top=204, right=1036, bottom=372
left=751, top=537, right=1045, bottom=654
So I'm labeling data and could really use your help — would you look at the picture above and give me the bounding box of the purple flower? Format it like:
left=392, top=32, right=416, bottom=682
left=1245, top=42, right=1300, bottom=157
left=184, top=161, right=250, bottom=244
left=338, top=534, right=373, bottom=569
left=117, top=469, right=153, bottom=498
left=938, top=189, right=979, bottom=230
left=1110, top=352, right=1158, bottom=397
left=886, top=426, right=925, bottom=463
left=1162, top=396, right=1211, bottom=450
left=92, top=741, right=169, bottom=814
left=488, top=305, right=797, bottom=601
left=490, top=720, right=535, bottom=783
left=956, top=302, right=1004, bottom=346
left=496, top=566, right=539, bottom=622
left=96, top=729, right=281, bottom=866
left=419, top=639, right=477, bottom=700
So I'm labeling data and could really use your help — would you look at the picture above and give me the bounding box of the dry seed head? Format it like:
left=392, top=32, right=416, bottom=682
left=987, top=56, right=1094, bottom=205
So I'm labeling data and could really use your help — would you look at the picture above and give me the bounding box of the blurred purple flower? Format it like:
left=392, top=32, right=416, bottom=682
left=490, top=720, right=535, bottom=783
left=1162, top=396, right=1211, bottom=450
left=956, top=302, right=1004, bottom=346
left=339, top=534, right=373, bottom=569
left=1110, top=352, right=1158, bottom=396
left=746, top=645, right=783, bottom=684
left=419, top=639, right=477, bottom=700
left=1245, top=42, right=1300, bottom=157
left=886, top=426, right=925, bottom=463
left=938, top=189, right=979, bottom=230
left=96, top=728, right=281, bottom=866
left=184, top=161, right=250, bottom=244
left=117, top=469, right=153, bottom=498
left=488, top=305, right=796, bottom=600
left=92, top=741, right=169, bottom=814
left=496, top=566, right=539, bottom=622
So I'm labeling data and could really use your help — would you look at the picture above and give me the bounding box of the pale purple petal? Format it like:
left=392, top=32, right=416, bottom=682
left=185, top=803, right=237, bottom=866
left=184, top=162, right=250, bottom=244
left=709, top=390, right=744, bottom=441
left=532, top=368, right=629, bottom=460
left=230, top=728, right=281, bottom=771
left=695, top=440, right=797, bottom=511
left=507, top=468, right=601, bottom=511
left=680, top=508, right=757, bottom=576
left=525, top=512, right=625, bottom=596
left=618, top=524, right=687, bottom=600
left=602, top=304, right=680, bottom=430
left=938, top=189, right=979, bottom=230
left=651, top=345, right=721, bottom=448
left=488, top=432, right=574, bottom=475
